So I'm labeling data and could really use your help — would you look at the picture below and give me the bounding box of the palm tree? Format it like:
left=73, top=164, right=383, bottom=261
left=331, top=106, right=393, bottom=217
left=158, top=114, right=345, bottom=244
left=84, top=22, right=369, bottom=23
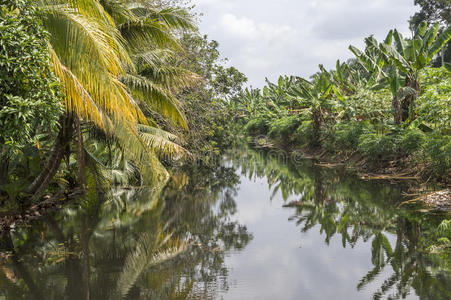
left=27, top=0, right=196, bottom=199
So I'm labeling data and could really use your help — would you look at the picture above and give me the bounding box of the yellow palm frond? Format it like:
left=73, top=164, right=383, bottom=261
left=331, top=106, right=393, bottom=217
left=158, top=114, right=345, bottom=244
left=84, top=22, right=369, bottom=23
left=137, top=50, right=201, bottom=90
left=138, top=124, right=189, bottom=160
left=49, top=46, right=105, bottom=128
left=42, top=2, right=145, bottom=125
left=121, top=74, right=187, bottom=129
left=109, top=120, right=169, bottom=184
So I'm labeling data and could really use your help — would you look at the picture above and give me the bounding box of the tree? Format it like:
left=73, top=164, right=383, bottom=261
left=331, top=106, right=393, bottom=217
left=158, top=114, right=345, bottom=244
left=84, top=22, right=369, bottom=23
left=24, top=0, right=197, bottom=200
left=0, top=0, right=62, bottom=192
left=410, top=0, right=450, bottom=28
left=410, top=0, right=451, bottom=65
left=169, top=34, right=248, bottom=158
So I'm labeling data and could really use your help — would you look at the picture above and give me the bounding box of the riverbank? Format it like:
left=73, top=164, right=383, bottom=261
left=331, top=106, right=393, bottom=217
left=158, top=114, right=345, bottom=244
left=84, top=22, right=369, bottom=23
left=246, top=135, right=451, bottom=206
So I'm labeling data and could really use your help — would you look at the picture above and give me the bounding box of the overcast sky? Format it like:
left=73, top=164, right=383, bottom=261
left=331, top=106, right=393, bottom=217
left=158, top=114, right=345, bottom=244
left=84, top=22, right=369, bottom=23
left=191, top=0, right=419, bottom=88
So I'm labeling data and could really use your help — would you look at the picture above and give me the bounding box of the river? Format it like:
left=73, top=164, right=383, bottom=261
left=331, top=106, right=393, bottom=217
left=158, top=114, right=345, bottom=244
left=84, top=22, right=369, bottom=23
left=0, top=146, right=450, bottom=299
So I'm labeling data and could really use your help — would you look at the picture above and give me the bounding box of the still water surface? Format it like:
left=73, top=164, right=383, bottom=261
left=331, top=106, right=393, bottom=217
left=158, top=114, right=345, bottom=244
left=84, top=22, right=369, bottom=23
left=0, top=146, right=450, bottom=299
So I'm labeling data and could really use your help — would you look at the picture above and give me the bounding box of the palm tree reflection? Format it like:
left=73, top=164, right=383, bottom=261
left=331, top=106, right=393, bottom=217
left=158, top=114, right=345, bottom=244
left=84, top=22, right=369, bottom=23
left=0, top=164, right=252, bottom=299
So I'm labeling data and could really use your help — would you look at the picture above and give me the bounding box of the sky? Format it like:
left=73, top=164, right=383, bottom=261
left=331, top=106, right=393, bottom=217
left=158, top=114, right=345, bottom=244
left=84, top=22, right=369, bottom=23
left=191, top=0, right=420, bottom=88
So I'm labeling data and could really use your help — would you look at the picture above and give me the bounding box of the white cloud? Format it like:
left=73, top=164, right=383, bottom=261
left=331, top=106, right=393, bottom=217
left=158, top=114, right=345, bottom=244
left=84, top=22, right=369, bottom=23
left=192, top=0, right=419, bottom=87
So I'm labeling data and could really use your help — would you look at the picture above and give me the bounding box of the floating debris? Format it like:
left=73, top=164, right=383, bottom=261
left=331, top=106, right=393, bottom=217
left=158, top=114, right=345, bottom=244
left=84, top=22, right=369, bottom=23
left=422, top=190, right=451, bottom=212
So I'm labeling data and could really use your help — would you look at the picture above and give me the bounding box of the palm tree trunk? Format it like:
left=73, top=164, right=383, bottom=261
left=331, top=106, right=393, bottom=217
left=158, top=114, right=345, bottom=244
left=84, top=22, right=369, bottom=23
left=76, top=117, right=87, bottom=192
left=26, top=116, right=74, bottom=200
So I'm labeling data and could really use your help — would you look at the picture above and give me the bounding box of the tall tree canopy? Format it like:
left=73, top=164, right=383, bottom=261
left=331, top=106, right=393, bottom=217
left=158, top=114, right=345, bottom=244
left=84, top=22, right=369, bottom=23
left=410, top=0, right=451, bottom=65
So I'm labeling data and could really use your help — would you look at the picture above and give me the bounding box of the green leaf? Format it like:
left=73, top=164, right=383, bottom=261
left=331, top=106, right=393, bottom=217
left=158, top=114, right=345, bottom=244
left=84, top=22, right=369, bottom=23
left=415, top=21, right=428, bottom=38
left=380, top=43, right=409, bottom=73
left=384, top=29, right=393, bottom=45
left=444, top=62, right=451, bottom=72
left=393, top=30, right=406, bottom=57
left=429, top=25, right=451, bottom=59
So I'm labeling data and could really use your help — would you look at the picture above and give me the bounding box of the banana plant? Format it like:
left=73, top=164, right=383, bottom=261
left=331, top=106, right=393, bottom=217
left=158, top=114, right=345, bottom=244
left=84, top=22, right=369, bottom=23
left=351, top=22, right=451, bottom=124
left=289, top=72, right=334, bottom=146
left=263, top=75, right=298, bottom=109
left=383, top=22, right=451, bottom=123
left=230, top=88, right=264, bottom=119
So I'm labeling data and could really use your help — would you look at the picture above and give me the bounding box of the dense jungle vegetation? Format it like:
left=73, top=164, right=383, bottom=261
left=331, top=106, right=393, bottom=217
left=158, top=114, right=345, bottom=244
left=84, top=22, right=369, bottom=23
left=0, top=0, right=248, bottom=275
left=229, top=19, right=451, bottom=183
left=0, top=0, right=450, bottom=297
left=0, top=0, right=246, bottom=210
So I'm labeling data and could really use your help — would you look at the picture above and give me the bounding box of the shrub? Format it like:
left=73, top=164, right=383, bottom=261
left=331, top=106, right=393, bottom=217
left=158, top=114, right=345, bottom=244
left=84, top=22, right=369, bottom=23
left=398, top=129, right=425, bottom=156
left=294, top=121, right=313, bottom=145
left=268, top=115, right=299, bottom=139
left=334, top=121, right=373, bottom=151
left=416, top=67, right=451, bottom=129
left=423, top=134, right=451, bottom=179
left=244, top=117, right=270, bottom=135
left=358, top=133, right=398, bottom=160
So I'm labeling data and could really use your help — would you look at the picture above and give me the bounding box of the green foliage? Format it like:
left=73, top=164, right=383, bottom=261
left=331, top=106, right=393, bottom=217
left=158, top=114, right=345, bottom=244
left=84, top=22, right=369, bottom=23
left=358, top=133, right=399, bottom=160
left=173, top=34, right=247, bottom=160
left=0, top=0, right=62, bottom=153
left=268, top=115, right=299, bottom=139
left=410, top=0, right=451, bottom=66
left=244, top=117, right=270, bottom=136
left=398, top=129, right=425, bottom=155
left=416, top=67, right=451, bottom=129
left=357, top=129, right=425, bottom=160
left=293, top=121, right=313, bottom=145
left=423, top=133, right=451, bottom=179
left=333, top=121, right=373, bottom=151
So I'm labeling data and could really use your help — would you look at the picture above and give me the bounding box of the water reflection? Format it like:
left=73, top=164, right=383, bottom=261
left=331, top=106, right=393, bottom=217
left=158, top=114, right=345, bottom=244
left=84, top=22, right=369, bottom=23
left=0, top=146, right=450, bottom=299
left=227, top=146, right=451, bottom=300
left=0, top=163, right=252, bottom=299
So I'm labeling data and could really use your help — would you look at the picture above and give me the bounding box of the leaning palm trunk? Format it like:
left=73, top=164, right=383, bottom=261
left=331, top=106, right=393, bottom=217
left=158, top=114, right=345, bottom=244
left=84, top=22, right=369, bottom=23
left=26, top=116, right=74, bottom=200
left=76, top=117, right=87, bottom=192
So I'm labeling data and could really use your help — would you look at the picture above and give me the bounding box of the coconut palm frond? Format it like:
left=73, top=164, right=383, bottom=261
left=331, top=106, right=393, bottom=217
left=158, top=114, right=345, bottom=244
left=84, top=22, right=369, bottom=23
left=121, top=74, right=187, bottom=129
left=42, top=3, right=124, bottom=75
left=136, top=50, right=201, bottom=89
left=97, top=0, right=136, bottom=25
left=143, top=65, right=201, bottom=90
left=119, top=18, right=180, bottom=51
left=117, top=231, right=187, bottom=298
left=137, top=124, right=178, bottom=141
left=138, top=126, right=188, bottom=160
left=144, top=7, right=196, bottom=32
left=109, top=120, right=169, bottom=185
left=49, top=46, right=105, bottom=128
left=43, top=3, right=145, bottom=125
